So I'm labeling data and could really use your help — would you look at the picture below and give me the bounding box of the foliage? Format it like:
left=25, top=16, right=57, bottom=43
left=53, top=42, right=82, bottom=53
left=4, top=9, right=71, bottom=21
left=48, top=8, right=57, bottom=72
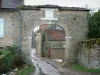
left=88, top=10, right=100, bottom=39
left=0, top=51, right=2, bottom=55
left=0, top=45, right=20, bottom=74
left=0, top=49, right=11, bottom=55
left=0, top=45, right=35, bottom=75
left=9, top=45, right=19, bottom=54
left=16, top=64, right=34, bottom=75
left=71, top=64, right=100, bottom=73
left=0, top=53, right=15, bottom=73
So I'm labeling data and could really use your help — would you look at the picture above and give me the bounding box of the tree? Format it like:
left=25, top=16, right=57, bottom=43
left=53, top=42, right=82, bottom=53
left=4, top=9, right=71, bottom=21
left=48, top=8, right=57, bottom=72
left=88, top=10, right=100, bottom=39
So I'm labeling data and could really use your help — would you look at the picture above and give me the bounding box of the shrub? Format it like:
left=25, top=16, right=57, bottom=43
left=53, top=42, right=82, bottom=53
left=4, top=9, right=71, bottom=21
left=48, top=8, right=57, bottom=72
left=0, top=45, right=20, bottom=74
left=88, top=10, right=100, bottom=39
left=0, top=51, right=2, bottom=55
left=0, top=51, right=15, bottom=73
left=7, top=45, right=19, bottom=55
left=16, top=64, right=34, bottom=75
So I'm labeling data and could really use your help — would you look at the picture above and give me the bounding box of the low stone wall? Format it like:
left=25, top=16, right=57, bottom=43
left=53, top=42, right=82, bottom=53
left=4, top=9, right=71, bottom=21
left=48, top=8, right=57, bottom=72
left=78, top=38, right=100, bottom=69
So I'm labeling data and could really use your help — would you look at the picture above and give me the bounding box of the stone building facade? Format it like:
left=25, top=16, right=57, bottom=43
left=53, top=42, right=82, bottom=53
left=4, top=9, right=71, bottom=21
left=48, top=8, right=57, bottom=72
left=0, top=4, right=89, bottom=63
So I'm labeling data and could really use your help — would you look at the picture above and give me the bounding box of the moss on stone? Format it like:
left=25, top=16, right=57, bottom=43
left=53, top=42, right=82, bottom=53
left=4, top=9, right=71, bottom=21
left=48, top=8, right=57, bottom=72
left=79, top=38, right=100, bottom=49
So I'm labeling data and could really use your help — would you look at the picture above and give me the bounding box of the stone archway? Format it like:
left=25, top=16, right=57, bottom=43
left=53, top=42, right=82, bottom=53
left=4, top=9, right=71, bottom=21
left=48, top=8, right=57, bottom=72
left=21, top=22, right=70, bottom=63
left=34, top=24, right=66, bottom=60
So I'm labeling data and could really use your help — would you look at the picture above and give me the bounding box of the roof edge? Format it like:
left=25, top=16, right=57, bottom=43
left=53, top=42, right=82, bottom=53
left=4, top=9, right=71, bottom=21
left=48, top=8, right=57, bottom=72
left=0, top=5, right=90, bottom=11
left=20, top=5, right=90, bottom=11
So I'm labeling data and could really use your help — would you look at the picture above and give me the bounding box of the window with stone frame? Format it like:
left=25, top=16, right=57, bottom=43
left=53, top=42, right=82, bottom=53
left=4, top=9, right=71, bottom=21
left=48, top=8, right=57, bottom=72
left=0, top=18, right=4, bottom=38
left=41, top=9, right=58, bottom=20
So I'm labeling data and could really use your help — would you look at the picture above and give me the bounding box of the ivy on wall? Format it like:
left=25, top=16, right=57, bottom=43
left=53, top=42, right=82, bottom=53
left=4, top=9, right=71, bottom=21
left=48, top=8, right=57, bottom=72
left=79, top=38, right=100, bottom=49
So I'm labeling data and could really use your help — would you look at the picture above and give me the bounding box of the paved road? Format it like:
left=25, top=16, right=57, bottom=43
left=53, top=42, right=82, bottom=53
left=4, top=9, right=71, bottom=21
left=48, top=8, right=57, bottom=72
left=31, top=49, right=99, bottom=75
left=31, top=49, right=61, bottom=75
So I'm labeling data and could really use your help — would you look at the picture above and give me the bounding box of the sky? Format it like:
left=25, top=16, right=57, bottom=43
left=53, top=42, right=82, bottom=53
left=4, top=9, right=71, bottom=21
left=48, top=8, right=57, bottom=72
left=25, top=0, right=100, bottom=11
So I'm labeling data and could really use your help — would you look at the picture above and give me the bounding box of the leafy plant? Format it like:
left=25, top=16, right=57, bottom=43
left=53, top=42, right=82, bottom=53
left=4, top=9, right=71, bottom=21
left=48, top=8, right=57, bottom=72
left=7, top=45, right=19, bottom=55
left=0, top=51, right=2, bottom=55
left=16, top=64, right=34, bottom=75
left=0, top=45, right=20, bottom=74
left=88, top=10, right=100, bottom=39
left=0, top=52, right=15, bottom=73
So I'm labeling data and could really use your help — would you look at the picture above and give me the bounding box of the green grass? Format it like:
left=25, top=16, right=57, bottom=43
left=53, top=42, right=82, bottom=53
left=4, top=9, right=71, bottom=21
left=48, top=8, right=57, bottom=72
left=71, top=64, right=100, bottom=73
left=16, top=64, right=34, bottom=75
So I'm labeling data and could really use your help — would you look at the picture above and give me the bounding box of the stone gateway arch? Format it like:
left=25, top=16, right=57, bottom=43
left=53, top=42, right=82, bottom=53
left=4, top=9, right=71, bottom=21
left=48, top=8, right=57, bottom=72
left=0, top=5, right=89, bottom=63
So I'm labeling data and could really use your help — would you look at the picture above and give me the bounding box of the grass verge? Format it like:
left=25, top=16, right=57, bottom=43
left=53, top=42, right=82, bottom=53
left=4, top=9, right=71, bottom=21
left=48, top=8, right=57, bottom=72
left=71, top=64, right=100, bottom=73
left=16, top=64, right=34, bottom=75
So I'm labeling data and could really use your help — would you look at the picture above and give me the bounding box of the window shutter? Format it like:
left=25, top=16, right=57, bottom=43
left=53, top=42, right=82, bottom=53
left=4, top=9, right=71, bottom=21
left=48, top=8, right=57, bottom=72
left=42, top=10, right=45, bottom=18
left=0, top=18, right=4, bottom=37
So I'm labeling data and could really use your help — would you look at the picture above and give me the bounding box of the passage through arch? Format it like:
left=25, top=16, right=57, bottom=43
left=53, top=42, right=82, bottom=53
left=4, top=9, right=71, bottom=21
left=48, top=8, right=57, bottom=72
left=33, top=24, right=65, bottom=59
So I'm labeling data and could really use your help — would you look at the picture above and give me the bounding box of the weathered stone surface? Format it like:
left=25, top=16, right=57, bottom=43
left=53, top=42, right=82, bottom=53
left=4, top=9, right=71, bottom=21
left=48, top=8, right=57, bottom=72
left=78, top=39, right=100, bottom=69
left=0, top=9, right=89, bottom=63
left=0, top=11, right=20, bottom=47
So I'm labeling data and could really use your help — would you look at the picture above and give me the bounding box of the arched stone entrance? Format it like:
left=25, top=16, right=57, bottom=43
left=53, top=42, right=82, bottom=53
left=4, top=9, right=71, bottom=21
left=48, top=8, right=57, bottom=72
left=21, top=22, right=70, bottom=63
left=33, top=24, right=66, bottom=60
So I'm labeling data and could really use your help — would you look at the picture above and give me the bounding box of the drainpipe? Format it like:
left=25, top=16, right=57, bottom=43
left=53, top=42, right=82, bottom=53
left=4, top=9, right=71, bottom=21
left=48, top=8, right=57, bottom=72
left=19, top=11, right=22, bottom=54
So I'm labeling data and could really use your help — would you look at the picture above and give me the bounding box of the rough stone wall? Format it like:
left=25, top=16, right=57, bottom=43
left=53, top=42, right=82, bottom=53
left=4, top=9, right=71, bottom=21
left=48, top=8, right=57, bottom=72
left=78, top=39, right=100, bottom=69
left=11, top=11, right=21, bottom=46
left=0, top=11, right=21, bottom=55
left=0, top=11, right=19, bottom=47
left=57, top=11, right=88, bottom=62
left=0, top=9, right=89, bottom=63
left=0, top=11, right=13, bottom=47
left=21, top=9, right=89, bottom=62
